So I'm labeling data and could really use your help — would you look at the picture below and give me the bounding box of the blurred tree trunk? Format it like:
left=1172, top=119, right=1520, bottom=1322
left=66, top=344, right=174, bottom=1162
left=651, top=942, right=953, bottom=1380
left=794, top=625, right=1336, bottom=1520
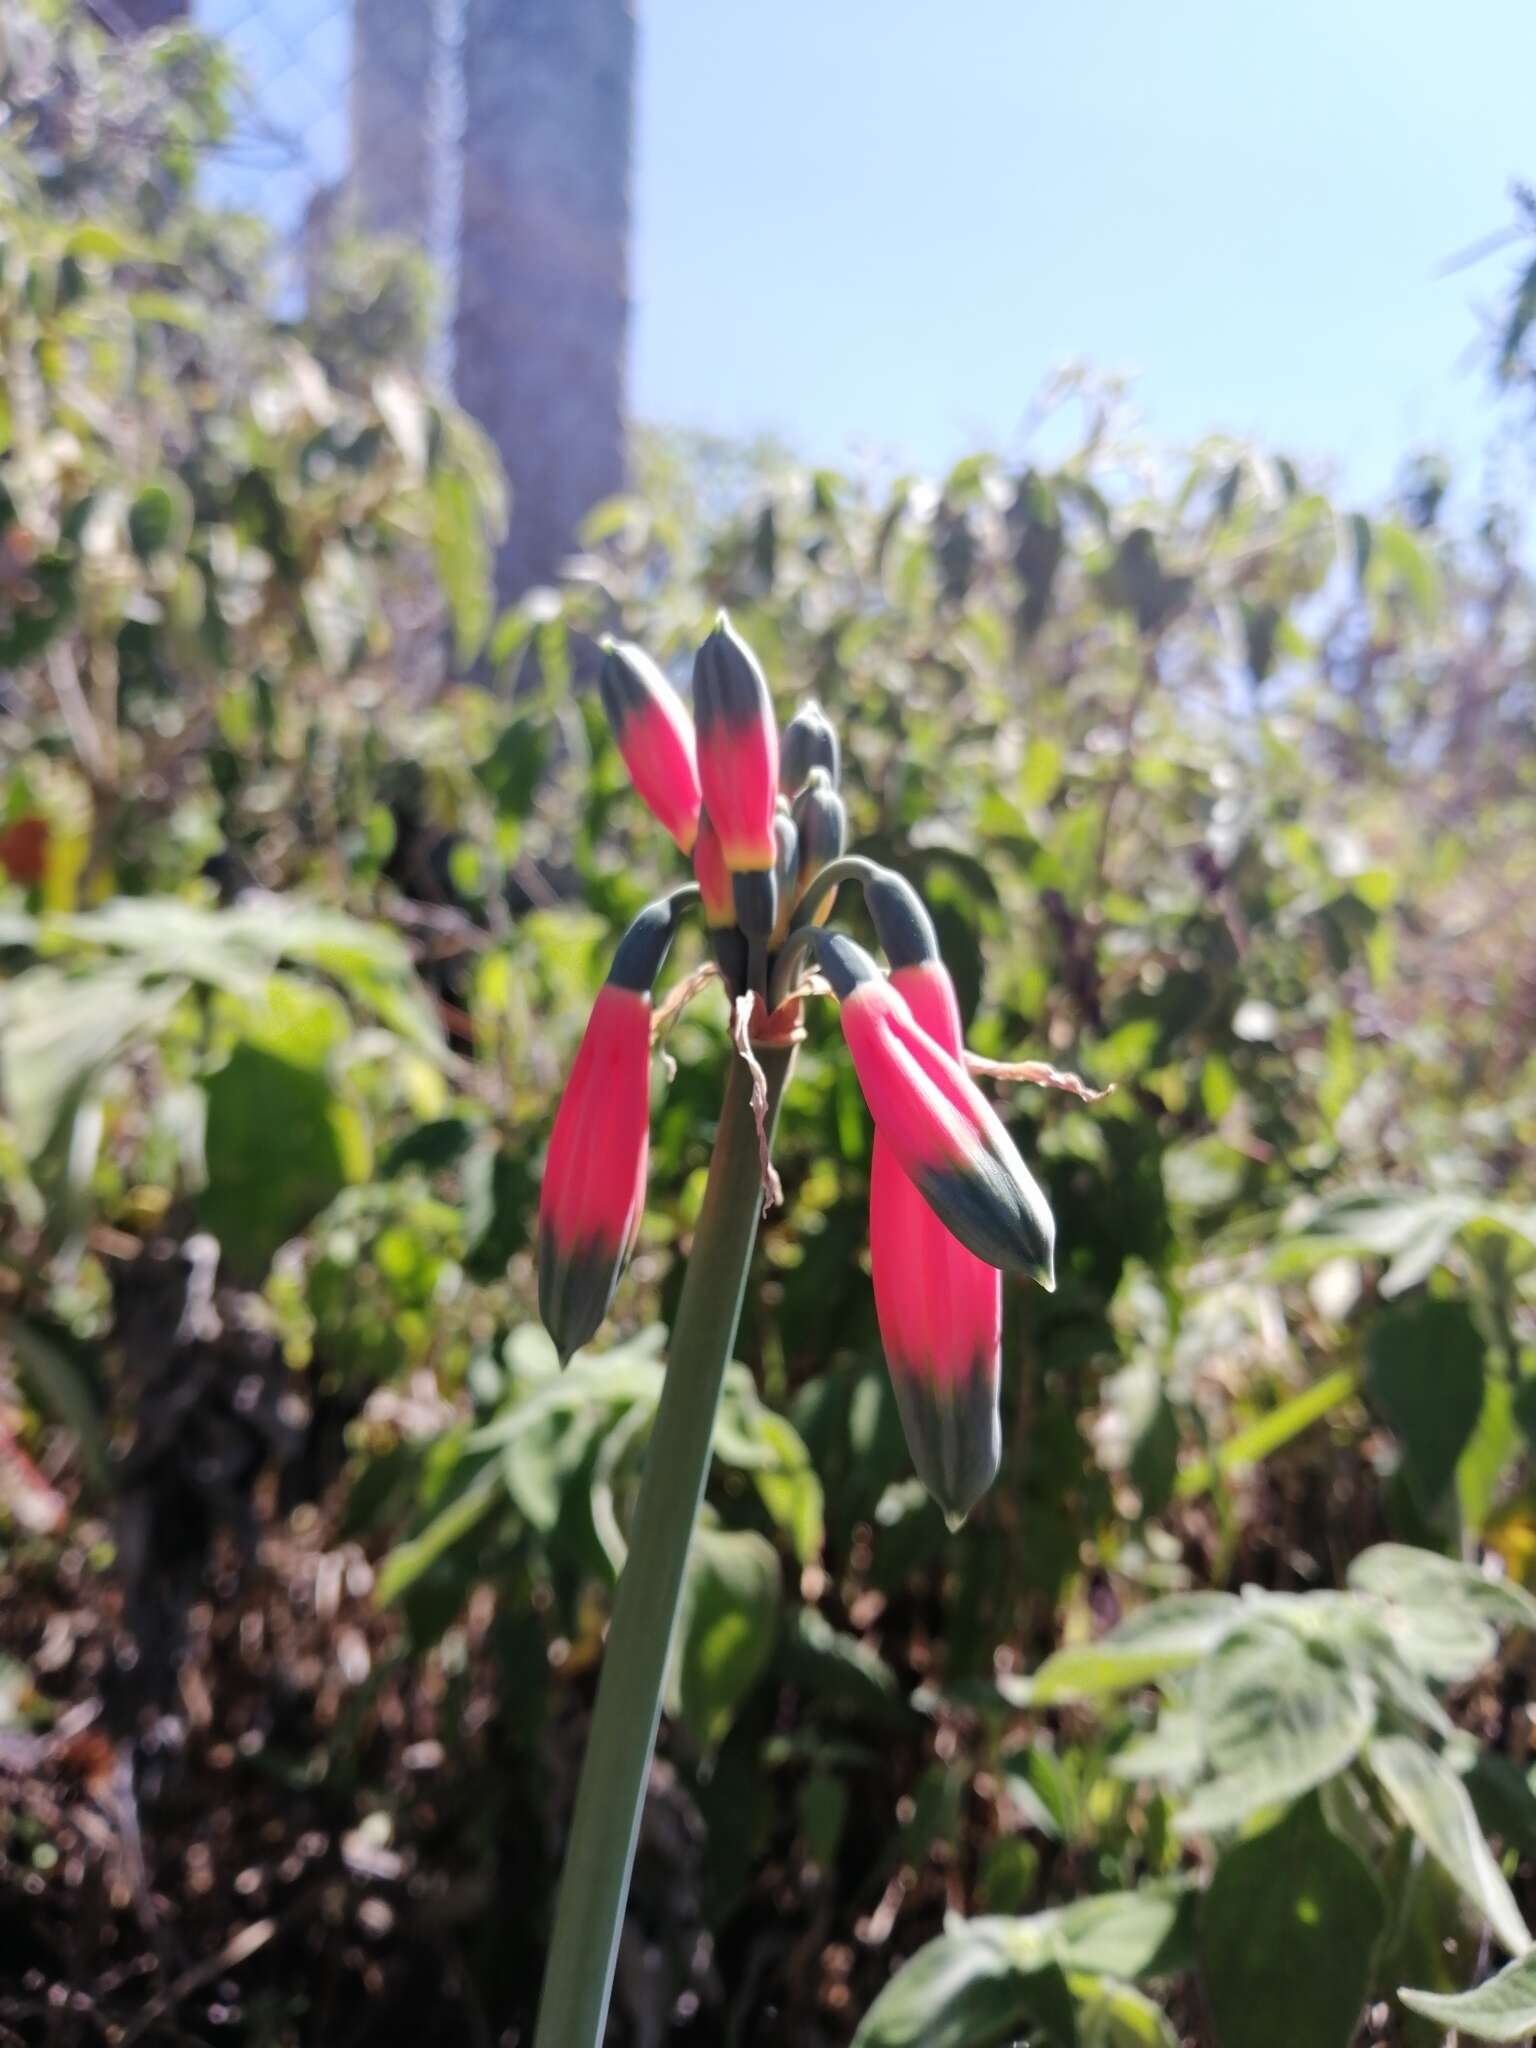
left=350, top=0, right=435, bottom=246
left=456, top=0, right=634, bottom=605
left=104, top=0, right=188, bottom=28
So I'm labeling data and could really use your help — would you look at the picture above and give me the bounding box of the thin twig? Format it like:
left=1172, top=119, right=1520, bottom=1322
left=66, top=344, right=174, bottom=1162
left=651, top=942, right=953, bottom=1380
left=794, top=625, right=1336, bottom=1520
left=119, top=1919, right=277, bottom=2048
left=962, top=1052, right=1113, bottom=1102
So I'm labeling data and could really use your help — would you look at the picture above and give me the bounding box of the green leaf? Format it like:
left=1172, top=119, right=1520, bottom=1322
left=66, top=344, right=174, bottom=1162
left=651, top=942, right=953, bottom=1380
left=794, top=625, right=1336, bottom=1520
left=0, top=963, right=184, bottom=1159
left=675, top=1527, right=780, bottom=1750
left=1019, top=736, right=1064, bottom=808
left=374, top=1458, right=504, bottom=1606
left=1346, top=1543, right=1536, bottom=1681
left=127, top=474, right=192, bottom=559
left=852, top=1925, right=1076, bottom=2048
left=1174, top=1368, right=1359, bottom=1501
left=781, top=1609, right=909, bottom=1727
left=1177, top=1625, right=1374, bottom=1835
left=1456, top=1371, right=1518, bottom=1535
left=1400, top=1950, right=1536, bottom=2041
left=1369, top=1735, right=1530, bottom=1956
left=432, top=466, right=492, bottom=667
left=1022, top=1595, right=1241, bottom=1704
left=1367, top=1299, right=1486, bottom=1513
left=304, top=539, right=373, bottom=676
left=1050, top=1887, right=1195, bottom=1981
left=1198, top=1796, right=1384, bottom=2048
left=9, top=1319, right=111, bottom=1493
left=1068, top=1976, right=1180, bottom=2048
left=198, top=978, right=370, bottom=1279
left=750, top=1408, right=825, bottom=1565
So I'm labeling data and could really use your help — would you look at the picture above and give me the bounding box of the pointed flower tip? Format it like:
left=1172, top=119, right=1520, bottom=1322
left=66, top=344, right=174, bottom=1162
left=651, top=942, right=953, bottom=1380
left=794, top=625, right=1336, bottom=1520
left=943, top=1506, right=969, bottom=1535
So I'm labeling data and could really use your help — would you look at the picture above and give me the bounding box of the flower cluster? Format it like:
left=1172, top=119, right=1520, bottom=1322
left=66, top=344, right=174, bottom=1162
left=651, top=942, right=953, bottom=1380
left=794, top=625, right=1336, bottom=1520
left=538, top=617, right=1059, bottom=1525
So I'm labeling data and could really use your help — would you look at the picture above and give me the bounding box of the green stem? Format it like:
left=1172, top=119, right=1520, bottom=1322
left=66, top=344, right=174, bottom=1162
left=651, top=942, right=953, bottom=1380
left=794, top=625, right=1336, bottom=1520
left=532, top=1042, right=796, bottom=2048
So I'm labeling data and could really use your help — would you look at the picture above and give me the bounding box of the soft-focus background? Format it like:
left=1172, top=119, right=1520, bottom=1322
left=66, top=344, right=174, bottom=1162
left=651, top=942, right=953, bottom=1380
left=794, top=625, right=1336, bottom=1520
left=2, top=4, right=1536, bottom=2044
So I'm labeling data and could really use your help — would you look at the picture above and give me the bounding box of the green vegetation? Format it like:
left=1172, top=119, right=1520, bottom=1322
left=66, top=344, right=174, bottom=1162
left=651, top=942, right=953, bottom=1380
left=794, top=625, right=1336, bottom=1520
left=2, top=5, right=1535, bottom=2043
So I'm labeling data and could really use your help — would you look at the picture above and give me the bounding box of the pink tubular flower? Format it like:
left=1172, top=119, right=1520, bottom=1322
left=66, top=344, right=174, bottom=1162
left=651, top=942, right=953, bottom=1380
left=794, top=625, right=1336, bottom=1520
left=693, top=614, right=780, bottom=941
left=809, top=928, right=1056, bottom=1288
left=599, top=638, right=702, bottom=856
left=864, top=877, right=1005, bottom=1523
left=538, top=896, right=686, bottom=1363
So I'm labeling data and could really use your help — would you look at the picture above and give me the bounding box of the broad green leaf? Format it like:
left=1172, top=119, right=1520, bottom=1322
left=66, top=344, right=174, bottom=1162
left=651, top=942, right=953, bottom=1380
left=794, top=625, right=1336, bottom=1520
left=1369, top=1734, right=1530, bottom=1956
left=1400, top=1949, right=1536, bottom=2040
left=781, top=1609, right=908, bottom=1727
left=1023, top=1595, right=1241, bottom=1704
left=1366, top=1298, right=1486, bottom=1513
left=675, top=1527, right=780, bottom=1750
left=1198, top=1796, right=1384, bottom=2048
left=852, top=1924, right=1076, bottom=2048
left=1348, top=1542, right=1536, bottom=1642
left=1069, top=1976, right=1180, bottom=2048
left=1050, top=1886, right=1195, bottom=1980
left=749, top=1408, right=825, bottom=1565
left=198, top=978, right=370, bottom=1279
left=0, top=963, right=184, bottom=1158
left=1108, top=1711, right=1203, bottom=1788
left=1177, top=1625, right=1374, bottom=1835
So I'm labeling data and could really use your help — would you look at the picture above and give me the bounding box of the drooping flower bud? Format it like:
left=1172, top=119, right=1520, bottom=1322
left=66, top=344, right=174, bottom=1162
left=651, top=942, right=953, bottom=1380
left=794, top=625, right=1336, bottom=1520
left=538, top=894, right=687, bottom=1363
left=863, top=869, right=1003, bottom=1524
left=598, top=639, right=702, bottom=855
left=780, top=699, right=840, bottom=795
left=771, top=806, right=799, bottom=948
left=809, top=929, right=1055, bottom=1287
left=693, top=615, right=779, bottom=942
left=790, top=769, right=846, bottom=925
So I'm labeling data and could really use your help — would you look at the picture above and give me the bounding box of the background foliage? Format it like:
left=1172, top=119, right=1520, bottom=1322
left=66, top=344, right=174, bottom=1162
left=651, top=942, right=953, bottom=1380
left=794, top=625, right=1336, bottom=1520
left=2, top=5, right=1536, bottom=2043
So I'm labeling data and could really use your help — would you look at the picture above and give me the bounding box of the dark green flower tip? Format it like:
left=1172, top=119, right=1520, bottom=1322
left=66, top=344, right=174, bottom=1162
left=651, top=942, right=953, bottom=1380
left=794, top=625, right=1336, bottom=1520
left=732, top=866, right=778, bottom=945
left=781, top=700, right=840, bottom=793
left=865, top=866, right=940, bottom=971
left=607, top=888, right=695, bottom=993
left=807, top=926, right=880, bottom=999
left=538, top=1233, right=625, bottom=1366
left=889, top=1363, right=1002, bottom=1529
left=693, top=611, right=773, bottom=739
left=916, top=1158, right=1057, bottom=1290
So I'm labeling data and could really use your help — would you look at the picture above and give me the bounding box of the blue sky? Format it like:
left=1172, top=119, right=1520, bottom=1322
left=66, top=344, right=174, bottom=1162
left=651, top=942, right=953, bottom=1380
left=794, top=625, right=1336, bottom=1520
left=632, top=2, right=1535, bottom=500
